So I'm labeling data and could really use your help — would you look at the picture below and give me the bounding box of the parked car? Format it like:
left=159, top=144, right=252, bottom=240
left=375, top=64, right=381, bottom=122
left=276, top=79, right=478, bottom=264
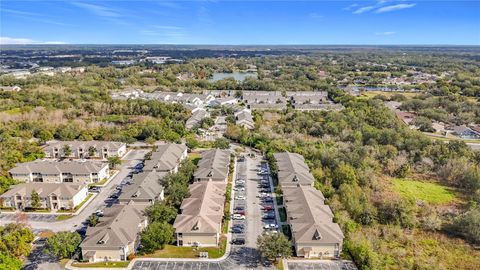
left=89, top=187, right=101, bottom=193
left=262, top=206, right=274, bottom=212
left=95, top=210, right=104, bottom=217
left=233, top=214, right=246, bottom=220
left=234, top=210, right=246, bottom=215
left=263, top=213, right=275, bottom=219
left=263, top=197, right=273, bottom=203
left=233, top=224, right=245, bottom=229
left=109, top=194, right=119, bottom=199
left=235, top=195, right=246, bottom=200
left=233, top=187, right=245, bottom=192
left=232, top=227, right=244, bottom=233
left=231, top=238, right=246, bottom=245
left=263, top=223, right=279, bottom=230
left=234, top=206, right=245, bottom=211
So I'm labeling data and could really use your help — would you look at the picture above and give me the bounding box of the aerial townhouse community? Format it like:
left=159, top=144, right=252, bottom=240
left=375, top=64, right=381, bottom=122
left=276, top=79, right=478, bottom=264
left=79, top=143, right=188, bottom=262
left=3, top=141, right=128, bottom=212
left=174, top=149, right=231, bottom=246
left=274, top=152, right=344, bottom=259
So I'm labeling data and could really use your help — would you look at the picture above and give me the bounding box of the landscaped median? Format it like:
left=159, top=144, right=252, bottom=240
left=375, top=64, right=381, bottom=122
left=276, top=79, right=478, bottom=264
left=71, top=261, right=130, bottom=268
left=139, top=236, right=227, bottom=259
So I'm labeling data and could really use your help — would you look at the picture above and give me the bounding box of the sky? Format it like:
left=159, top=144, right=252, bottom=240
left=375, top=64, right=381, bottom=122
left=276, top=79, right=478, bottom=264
left=0, top=0, right=479, bottom=45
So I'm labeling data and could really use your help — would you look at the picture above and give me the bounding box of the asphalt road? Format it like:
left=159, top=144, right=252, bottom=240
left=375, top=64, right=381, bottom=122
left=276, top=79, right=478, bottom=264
left=0, top=149, right=149, bottom=232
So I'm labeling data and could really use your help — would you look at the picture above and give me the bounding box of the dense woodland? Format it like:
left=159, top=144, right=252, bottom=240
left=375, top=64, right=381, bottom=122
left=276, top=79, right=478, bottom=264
left=225, top=91, right=480, bottom=269
left=0, top=48, right=479, bottom=269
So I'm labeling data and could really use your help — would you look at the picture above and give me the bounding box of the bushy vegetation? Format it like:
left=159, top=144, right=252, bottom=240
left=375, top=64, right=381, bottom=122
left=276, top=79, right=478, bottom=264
left=226, top=93, right=480, bottom=269
left=0, top=223, right=34, bottom=270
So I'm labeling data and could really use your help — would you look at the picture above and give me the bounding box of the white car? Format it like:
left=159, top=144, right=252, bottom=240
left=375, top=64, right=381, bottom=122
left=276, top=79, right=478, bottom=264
left=264, top=223, right=279, bottom=230
left=233, top=187, right=245, bottom=191
left=235, top=195, right=246, bottom=200
left=233, top=214, right=246, bottom=220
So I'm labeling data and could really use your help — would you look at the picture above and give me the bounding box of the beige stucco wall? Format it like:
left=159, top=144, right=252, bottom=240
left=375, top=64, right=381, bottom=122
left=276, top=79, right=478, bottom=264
left=295, top=243, right=341, bottom=258
left=178, top=233, right=219, bottom=247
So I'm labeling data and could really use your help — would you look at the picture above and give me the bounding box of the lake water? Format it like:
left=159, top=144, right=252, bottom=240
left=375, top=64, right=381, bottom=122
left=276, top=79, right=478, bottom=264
left=210, top=72, right=257, bottom=82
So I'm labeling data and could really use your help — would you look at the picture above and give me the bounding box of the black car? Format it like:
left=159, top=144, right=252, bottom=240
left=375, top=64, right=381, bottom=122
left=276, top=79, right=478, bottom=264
left=234, top=206, right=245, bottom=211
left=231, top=238, right=246, bottom=245
left=232, top=227, right=244, bottom=233
left=233, top=224, right=245, bottom=229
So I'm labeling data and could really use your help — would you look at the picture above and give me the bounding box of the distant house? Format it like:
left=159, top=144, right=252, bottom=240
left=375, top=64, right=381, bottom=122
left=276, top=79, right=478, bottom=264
left=186, top=108, right=209, bottom=130
left=286, top=91, right=329, bottom=105
left=0, top=85, right=22, bottom=92
left=118, top=171, right=166, bottom=205
left=452, top=125, right=480, bottom=139
left=143, top=144, right=188, bottom=173
left=242, top=91, right=287, bottom=110
left=235, top=108, right=254, bottom=130
left=208, top=97, right=238, bottom=107
left=9, top=160, right=109, bottom=185
left=80, top=204, right=148, bottom=262
left=43, top=141, right=127, bottom=159
left=0, top=183, right=88, bottom=211
left=193, top=149, right=231, bottom=182
left=173, top=181, right=226, bottom=247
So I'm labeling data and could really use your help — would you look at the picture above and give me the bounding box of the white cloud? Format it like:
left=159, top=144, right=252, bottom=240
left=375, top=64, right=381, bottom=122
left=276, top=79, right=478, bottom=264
left=353, top=6, right=376, bottom=14
left=0, top=36, right=35, bottom=45
left=344, top=3, right=359, bottom=11
left=153, top=25, right=184, bottom=30
left=0, top=36, right=67, bottom=45
left=376, top=3, right=416, bottom=13
left=375, top=31, right=396, bottom=36
left=72, top=2, right=120, bottom=17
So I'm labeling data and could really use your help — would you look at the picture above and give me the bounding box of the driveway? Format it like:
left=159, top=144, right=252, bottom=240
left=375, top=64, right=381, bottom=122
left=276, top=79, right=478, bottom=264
left=0, top=149, right=149, bottom=232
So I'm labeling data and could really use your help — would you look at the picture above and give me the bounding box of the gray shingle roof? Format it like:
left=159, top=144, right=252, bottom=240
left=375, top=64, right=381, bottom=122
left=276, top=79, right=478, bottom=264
left=173, top=181, right=226, bottom=234
left=0, top=183, right=85, bottom=199
left=283, top=185, right=343, bottom=245
left=143, top=144, right=187, bottom=172
left=274, top=152, right=315, bottom=187
left=9, top=160, right=107, bottom=175
left=80, top=204, right=147, bottom=249
left=118, top=171, right=166, bottom=203
left=193, top=149, right=230, bottom=181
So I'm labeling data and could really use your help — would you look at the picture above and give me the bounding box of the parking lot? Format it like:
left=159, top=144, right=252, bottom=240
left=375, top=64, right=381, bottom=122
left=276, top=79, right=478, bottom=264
left=228, top=151, right=277, bottom=269
left=0, top=213, right=57, bottom=222
left=286, top=260, right=357, bottom=270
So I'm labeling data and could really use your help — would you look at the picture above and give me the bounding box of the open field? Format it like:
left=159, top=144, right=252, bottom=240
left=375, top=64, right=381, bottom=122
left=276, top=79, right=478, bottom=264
left=392, top=178, right=456, bottom=204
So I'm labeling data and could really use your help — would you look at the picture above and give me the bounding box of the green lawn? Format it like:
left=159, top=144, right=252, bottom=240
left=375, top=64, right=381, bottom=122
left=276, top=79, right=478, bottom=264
left=56, top=215, right=73, bottom=221
left=71, top=261, right=130, bottom=268
left=392, top=178, right=456, bottom=204
left=278, top=207, right=287, bottom=222
left=140, top=237, right=227, bottom=259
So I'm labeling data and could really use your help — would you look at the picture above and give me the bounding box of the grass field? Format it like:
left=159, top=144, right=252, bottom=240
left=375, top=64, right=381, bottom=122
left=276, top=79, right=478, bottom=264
left=71, top=261, right=130, bottom=268
left=392, top=178, right=456, bottom=204
left=140, top=237, right=227, bottom=259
